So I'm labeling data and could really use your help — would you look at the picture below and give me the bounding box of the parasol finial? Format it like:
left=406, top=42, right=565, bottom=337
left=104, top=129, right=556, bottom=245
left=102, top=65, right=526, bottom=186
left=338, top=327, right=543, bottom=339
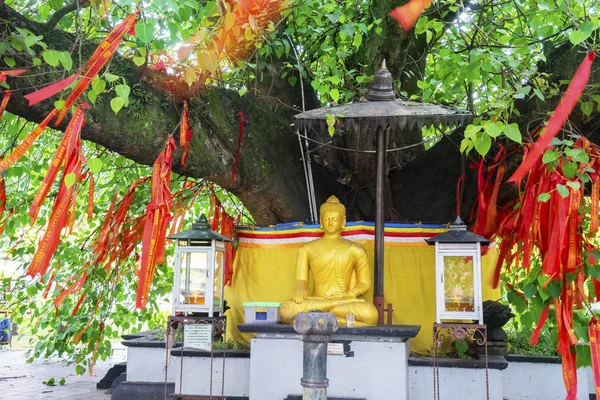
left=366, top=61, right=395, bottom=102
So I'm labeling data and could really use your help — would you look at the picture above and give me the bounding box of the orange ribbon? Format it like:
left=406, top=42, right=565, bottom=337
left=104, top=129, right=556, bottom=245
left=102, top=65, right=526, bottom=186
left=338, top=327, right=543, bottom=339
left=54, top=13, right=138, bottom=126
left=0, top=109, right=59, bottom=174
left=0, top=90, right=11, bottom=121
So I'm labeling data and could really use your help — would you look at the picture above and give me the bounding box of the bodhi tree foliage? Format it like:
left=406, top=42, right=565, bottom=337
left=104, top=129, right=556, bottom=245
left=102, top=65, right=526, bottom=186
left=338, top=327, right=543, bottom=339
left=0, top=0, right=599, bottom=378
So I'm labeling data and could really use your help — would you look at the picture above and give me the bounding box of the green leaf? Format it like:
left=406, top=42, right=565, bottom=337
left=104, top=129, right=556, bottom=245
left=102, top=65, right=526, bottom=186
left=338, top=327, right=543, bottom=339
left=581, top=101, right=594, bottom=116
left=533, top=88, right=545, bottom=101
left=44, top=377, right=56, bottom=386
left=110, top=97, right=125, bottom=114
left=504, top=123, right=521, bottom=143
left=569, top=29, right=592, bottom=45
left=115, top=84, right=130, bottom=106
left=329, top=88, right=340, bottom=102
left=537, top=193, right=551, bottom=202
left=556, top=184, right=569, bottom=198
left=42, top=50, right=60, bottom=67
left=64, top=173, right=76, bottom=188
left=75, top=365, right=86, bottom=375
left=566, top=181, right=581, bottom=190
left=561, top=161, right=578, bottom=179
left=326, top=113, right=336, bottom=137
left=454, top=339, right=468, bottom=357
left=473, top=133, right=492, bottom=156
left=54, top=100, right=65, bottom=110
left=546, top=280, right=562, bottom=298
left=542, top=150, right=559, bottom=164
left=523, top=284, right=537, bottom=299
left=464, top=124, right=482, bottom=139
left=3, top=57, right=15, bottom=68
left=352, top=33, right=362, bottom=48
left=340, top=23, right=355, bottom=37
left=589, top=266, right=600, bottom=281
left=59, top=378, right=65, bottom=385
left=576, top=344, right=592, bottom=369
left=92, top=78, right=106, bottom=95
left=135, top=22, right=155, bottom=45
left=104, top=72, right=119, bottom=82
left=88, top=158, right=103, bottom=175
left=133, top=56, right=145, bottom=66
left=507, top=291, right=526, bottom=314
left=483, top=120, right=504, bottom=138
left=520, top=311, right=534, bottom=330
left=59, top=51, right=72, bottom=70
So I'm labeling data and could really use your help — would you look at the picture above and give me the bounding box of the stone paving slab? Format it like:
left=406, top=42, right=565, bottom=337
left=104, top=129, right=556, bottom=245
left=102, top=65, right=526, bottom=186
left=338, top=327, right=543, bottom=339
left=0, top=347, right=126, bottom=400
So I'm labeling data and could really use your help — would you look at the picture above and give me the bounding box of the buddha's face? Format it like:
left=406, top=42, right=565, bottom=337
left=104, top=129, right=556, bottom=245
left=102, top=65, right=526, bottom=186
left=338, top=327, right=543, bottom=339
left=320, top=211, right=345, bottom=234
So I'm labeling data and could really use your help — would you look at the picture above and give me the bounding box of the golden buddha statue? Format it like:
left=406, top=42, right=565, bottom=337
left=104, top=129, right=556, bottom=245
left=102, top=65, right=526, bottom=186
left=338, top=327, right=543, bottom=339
left=279, top=196, right=378, bottom=326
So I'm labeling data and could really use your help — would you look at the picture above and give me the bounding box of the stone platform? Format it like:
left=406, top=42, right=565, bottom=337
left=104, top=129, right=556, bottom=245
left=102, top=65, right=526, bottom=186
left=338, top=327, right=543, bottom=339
left=238, top=323, right=419, bottom=400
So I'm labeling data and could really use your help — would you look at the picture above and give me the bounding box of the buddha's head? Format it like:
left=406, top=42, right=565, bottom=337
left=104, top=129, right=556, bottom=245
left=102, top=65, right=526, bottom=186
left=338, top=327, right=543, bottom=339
left=319, top=196, right=346, bottom=235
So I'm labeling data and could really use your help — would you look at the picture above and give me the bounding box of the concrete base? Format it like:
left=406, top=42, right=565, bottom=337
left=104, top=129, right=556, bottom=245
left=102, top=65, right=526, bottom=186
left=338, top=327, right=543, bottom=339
left=111, top=381, right=174, bottom=400
left=239, top=324, right=419, bottom=400
left=409, top=365, right=503, bottom=400
left=503, top=355, right=589, bottom=400
left=171, top=349, right=251, bottom=397
left=123, top=337, right=180, bottom=383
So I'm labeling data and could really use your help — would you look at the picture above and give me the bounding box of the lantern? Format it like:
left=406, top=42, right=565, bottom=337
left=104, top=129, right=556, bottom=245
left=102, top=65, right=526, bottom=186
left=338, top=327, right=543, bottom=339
left=167, top=215, right=232, bottom=316
left=426, top=217, right=489, bottom=324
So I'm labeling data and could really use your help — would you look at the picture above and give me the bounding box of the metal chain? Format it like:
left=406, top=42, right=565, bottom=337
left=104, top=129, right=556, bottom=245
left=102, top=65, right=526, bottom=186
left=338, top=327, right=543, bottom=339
left=484, top=325, right=490, bottom=400
left=164, top=320, right=170, bottom=400
left=179, top=324, right=184, bottom=399
left=433, top=325, right=439, bottom=400
left=221, top=317, right=227, bottom=400
left=210, top=320, right=215, bottom=398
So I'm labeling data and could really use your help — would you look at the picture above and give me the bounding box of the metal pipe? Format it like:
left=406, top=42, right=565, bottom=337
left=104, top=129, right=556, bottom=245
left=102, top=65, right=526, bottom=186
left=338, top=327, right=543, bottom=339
left=374, top=126, right=387, bottom=325
left=294, top=312, right=338, bottom=400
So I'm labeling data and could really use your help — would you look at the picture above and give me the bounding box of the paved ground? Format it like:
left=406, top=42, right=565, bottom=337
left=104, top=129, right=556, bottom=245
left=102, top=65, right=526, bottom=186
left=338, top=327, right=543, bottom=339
left=0, top=347, right=126, bottom=400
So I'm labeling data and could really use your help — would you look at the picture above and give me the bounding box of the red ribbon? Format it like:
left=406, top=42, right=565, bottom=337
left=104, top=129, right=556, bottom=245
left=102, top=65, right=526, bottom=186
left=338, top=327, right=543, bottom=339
left=0, top=69, right=26, bottom=82
left=24, top=73, right=81, bottom=106
left=509, top=52, right=595, bottom=183
left=230, top=111, right=245, bottom=185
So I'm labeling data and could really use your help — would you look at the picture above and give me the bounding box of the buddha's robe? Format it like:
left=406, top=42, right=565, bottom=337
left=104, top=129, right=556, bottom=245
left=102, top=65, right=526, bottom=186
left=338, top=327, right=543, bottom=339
left=279, top=238, right=378, bottom=326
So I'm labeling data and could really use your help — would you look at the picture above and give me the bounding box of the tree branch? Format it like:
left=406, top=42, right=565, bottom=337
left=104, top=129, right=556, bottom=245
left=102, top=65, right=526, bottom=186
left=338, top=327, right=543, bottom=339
left=43, top=0, right=90, bottom=30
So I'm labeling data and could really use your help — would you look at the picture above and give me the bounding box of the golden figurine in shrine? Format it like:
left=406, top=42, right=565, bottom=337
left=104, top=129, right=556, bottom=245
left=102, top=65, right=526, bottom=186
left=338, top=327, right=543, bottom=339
left=279, top=196, right=378, bottom=326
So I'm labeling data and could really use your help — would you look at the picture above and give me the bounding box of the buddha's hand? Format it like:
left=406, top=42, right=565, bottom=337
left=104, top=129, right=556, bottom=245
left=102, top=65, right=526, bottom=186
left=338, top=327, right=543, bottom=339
left=293, top=289, right=307, bottom=303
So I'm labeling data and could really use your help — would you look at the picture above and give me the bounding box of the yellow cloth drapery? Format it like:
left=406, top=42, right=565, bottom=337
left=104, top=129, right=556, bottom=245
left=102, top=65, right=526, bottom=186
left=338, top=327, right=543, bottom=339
left=224, top=222, right=499, bottom=354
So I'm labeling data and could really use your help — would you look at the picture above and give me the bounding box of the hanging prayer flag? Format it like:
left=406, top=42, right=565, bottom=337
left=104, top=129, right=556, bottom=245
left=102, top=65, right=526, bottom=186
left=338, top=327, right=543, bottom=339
left=24, top=73, right=81, bottom=106
left=26, top=105, right=87, bottom=278
left=389, top=0, right=432, bottom=33
left=54, top=13, right=138, bottom=125
left=0, top=69, right=26, bottom=82
left=0, top=90, right=11, bottom=120
left=136, top=137, right=175, bottom=309
left=509, top=52, right=595, bottom=183
left=0, top=109, right=59, bottom=174
left=179, top=101, right=193, bottom=167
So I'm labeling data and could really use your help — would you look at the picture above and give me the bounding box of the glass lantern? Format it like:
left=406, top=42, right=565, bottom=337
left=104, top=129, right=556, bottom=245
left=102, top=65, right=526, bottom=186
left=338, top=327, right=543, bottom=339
left=426, top=217, right=489, bottom=324
left=167, top=215, right=232, bottom=316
